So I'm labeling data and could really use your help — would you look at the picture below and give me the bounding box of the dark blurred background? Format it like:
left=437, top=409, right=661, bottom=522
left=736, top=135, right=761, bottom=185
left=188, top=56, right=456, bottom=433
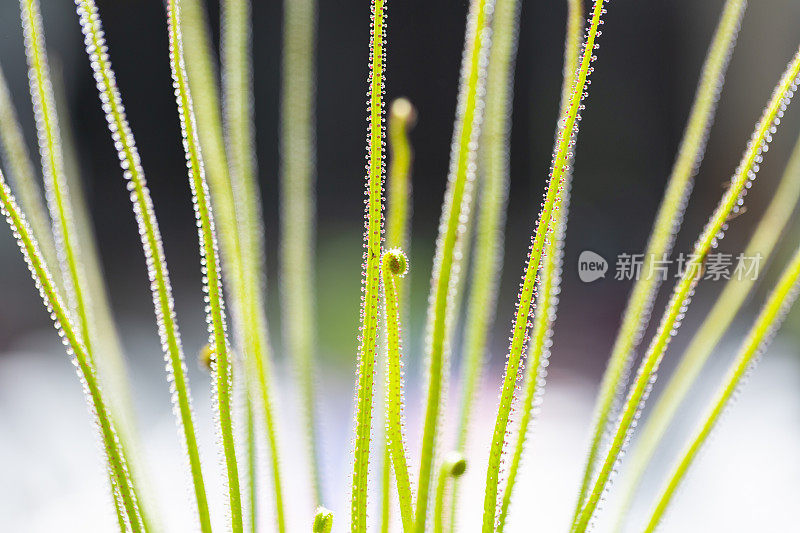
left=1, top=0, right=799, bottom=530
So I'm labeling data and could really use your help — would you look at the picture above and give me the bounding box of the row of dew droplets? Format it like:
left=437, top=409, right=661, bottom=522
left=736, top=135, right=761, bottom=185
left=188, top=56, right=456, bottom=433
left=572, top=45, right=800, bottom=533
left=0, top=171, right=143, bottom=531
left=643, top=243, right=800, bottom=533
left=496, top=177, right=572, bottom=531
left=381, top=248, right=415, bottom=531
left=495, top=0, right=584, bottom=524
left=167, top=0, right=243, bottom=531
left=351, top=0, right=386, bottom=531
left=481, top=1, right=608, bottom=531
left=573, top=2, right=748, bottom=525
left=20, top=0, right=88, bottom=354
left=72, top=1, right=213, bottom=531
left=20, top=1, right=145, bottom=527
left=415, top=0, right=494, bottom=529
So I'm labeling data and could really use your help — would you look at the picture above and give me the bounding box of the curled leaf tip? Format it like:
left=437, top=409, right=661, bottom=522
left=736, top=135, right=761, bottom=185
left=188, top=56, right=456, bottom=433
left=390, top=98, right=417, bottom=126
left=313, top=506, right=333, bottom=533
left=444, top=451, right=467, bottom=478
left=198, top=343, right=215, bottom=372
left=383, top=248, right=408, bottom=277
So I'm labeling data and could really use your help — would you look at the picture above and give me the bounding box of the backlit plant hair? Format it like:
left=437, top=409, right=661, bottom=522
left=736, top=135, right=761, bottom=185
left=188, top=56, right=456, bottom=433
left=572, top=44, right=800, bottom=532
left=350, top=0, right=387, bottom=530
left=572, top=0, right=747, bottom=517
left=415, top=1, right=493, bottom=529
left=381, top=248, right=415, bottom=531
left=482, top=1, right=608, bottom=530
left=73, top=0, right=212, bottom=529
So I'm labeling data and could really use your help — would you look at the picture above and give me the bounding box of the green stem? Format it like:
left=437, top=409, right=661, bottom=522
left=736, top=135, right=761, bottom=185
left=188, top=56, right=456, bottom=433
left=644, top=239, right=800, bottom=531
left=54, top=63, right=158, bottom=531
left=180, top=0, right=286, bottom=528
left=221, top=0, right=267, bottom=527
left=280, top=0, right=321, bottom=504
left=572, top=45, right=800, bottom=533
left=572, top=0, right=747, bottom=519
left=432, top=453, right=466, bottom=533
left=482, top=2, right=608, bottom=531
left=493, top=2, right=582, bottom=530
left=0, top=169, right=142, bottom=531
left=450, top=0, right=536, bottom=525
left=350, top=0, right=386, bottom=530
left=21, top=0, right=94, bottom=373
left=380, top=97, right=416, bottom=533
left=72, top=1, right=212, bottom=530
left=415, top=1, right=493, bottom=529
left=0, top=61, right=60, bottom=289
left=166, top=0, right=242, bottom=530
left=613, top=129, right=800, bottom=532
left=383, top=249, right=415, bottom=532
left=21, top=2, right=145, bottom=528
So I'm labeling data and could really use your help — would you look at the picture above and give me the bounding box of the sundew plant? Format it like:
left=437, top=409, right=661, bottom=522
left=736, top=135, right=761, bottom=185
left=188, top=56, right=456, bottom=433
left=1, top=0, right=800, bottom=531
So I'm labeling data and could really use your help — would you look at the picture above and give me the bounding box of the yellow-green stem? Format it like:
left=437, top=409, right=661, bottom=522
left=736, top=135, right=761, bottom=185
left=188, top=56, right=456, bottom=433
left=482, top=1, right=608, bottom=531
left=181, top=0, right=286, bottom=528
left=0, top=168, right=142, bottom=531
left=166, top=0, right=242, bottom=530
left=493, top=2, right=582, bottom=530
left=21, top=0, right=94, bottom=375
left=73, top=1, right=212, bottom=530
left=383, top=249, right=415, bottom=532
left=572, top=45, right=800, bottom=533
left=350, top=0, right=386, bottom=530
left=613, top=129, right=800, bottom=532
left=280, top=0, right=321, bottom=504
left=644, top=239, right=800, bottom=531
left=572, top=0, right=747, bottom=519
left=415, top=1, right=493, bottom=529
left=380, top=97, right=415, bottom=533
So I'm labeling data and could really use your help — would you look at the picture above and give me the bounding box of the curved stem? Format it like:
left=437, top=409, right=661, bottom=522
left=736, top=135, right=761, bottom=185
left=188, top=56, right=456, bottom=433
left=380, top=98, right=416, bottom=533
left=383, top=250, right=415, bottom=532
left=72, top=1, right=212, bottom=530
left=613, top=129, right=800, bottom=531
left=415, top=1, right=493, bottom=529
left=572, top=0, right=747, bottom=519
left=493, top=2, right=582, bottom=530
left=481, top=2, right=609, bottom=531
left=21, top=0, right=94, bottom=372
left=644, top=239, right=800, bottom=531
left=166, top=1, right=242, bottom=530
left=0, top=169, right=142, bottom=532
left=180, top=0, right=287, bottom=528
left=21, top=2, right=145, bottom=528
left=572, top=45, right=800, bottom=533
